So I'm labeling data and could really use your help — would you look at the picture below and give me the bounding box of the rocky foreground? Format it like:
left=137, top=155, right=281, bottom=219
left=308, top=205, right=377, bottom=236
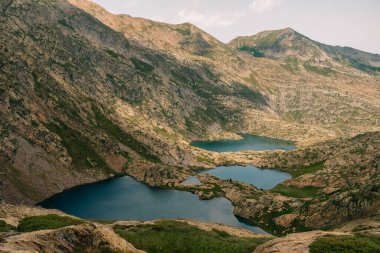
left=0, top=204, right=379, bottom=253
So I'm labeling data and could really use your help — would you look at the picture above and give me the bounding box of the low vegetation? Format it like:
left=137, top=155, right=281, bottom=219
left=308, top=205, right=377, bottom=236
left=0, top=220, right=15, bottom=232
left=17, top=215, right=84, bottom=232
left=309, top=235, right=380, bottom=253
left=45, top=121, right=112, bottom=173
left=238, top=45, right=265, bottom=57
left=303, top=63, right=335, bottom=76
left=272, top=184, right=322, bottom=198
left=281, top=161, right=325, bottom=177
left=92, top=105, right=161, bottom=163
left=114, top=220, right=270, bottom=253
left=130, top=57, right=155, bottom=74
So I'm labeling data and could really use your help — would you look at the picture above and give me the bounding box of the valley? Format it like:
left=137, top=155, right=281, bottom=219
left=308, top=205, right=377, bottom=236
left=0, top=0, right=379, bottom=252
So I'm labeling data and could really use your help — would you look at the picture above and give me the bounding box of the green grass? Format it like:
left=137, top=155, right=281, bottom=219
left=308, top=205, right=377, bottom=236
left=92, top=105, right=161, bottom=163
left=310, top=235, right=380, bottom=253
left=254, top=30, right=283, bottom=48
left=349, top=59, right=380, bottom=73
left=303, top=63, right=335, bottom=76
left=0, top=220, right=15, bottom=232
left=130, top=57, right=154, bottom=74
left=5, top=162, right=44, bottom=200
left=283, top=56, right=300, bottom=74
left=104, top=49, right=125, bottom=59
left=175, top=27, right=191, bottom=36
left=45, top=121, right=112, bottom=172
left=17, top=215, right=83, bottom=232
left=57, top=19, right=74, bottom=30
left=114, top=220, right=270, bottom=253
left=283, top=161, right=325, bottom=177
left=238, top=45, right=265, bottom=57
left=272, top=184, right=322, bottom=198
left=196, top=155, right=214, bottom=164
left=153, top=127, right=177, bottom=140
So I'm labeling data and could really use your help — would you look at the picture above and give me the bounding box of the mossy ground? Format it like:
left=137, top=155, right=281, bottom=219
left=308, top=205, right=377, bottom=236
left=272, top=185, right=322, bottom=198
left=92, top=105, right=161, bottom=163
left=17, top=214, right=83, bottom=232
left=45, top=121, right=112, bottom=173
left=281, top=161, right=325, bottom=177
left=0, top=220, right=15, bottom=232
left=309, top=234, right=380, bottom=253
left=115, top=220, right=270, bottom=253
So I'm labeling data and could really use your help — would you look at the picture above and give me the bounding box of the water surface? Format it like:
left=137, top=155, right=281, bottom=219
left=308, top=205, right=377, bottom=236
left=191, top=133, right=295, bottom=152
left=40, top=176, right=266, bottom=234
left=200, top=165, right=291, bottom=190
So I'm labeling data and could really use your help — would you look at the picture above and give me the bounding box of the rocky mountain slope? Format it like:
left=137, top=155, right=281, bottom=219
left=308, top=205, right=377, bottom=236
left=229, top=27, right=380, bottom=72
left=0, top=0, right=379, bottom=242
left=69, top=0, right=380, bottom=142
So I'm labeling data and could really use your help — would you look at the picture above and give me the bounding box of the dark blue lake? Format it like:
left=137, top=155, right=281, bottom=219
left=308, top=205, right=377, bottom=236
left=200, top=165, right=291, bottom=190
left=191, top=133, right=295, bottom=152
left=40, top=176, right=266, bottom=234
left=40, top=134, right=295, bottom=234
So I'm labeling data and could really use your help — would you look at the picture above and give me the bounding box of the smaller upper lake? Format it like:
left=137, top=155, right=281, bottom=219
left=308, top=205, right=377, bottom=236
left=200, top=166, right=291, bottom=190
left=191, top=133, right=295, bottom=153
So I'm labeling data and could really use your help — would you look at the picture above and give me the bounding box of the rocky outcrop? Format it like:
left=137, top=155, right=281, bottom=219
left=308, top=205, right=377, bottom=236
left=254, top=217, right=380, bottom=253
left=1, top=204, right=378, bottom=253
left=253, top=230, right=349, bottom=253
left=0, top=203, right=66, bottom=227
left=0, top=223, right=145, bottom=253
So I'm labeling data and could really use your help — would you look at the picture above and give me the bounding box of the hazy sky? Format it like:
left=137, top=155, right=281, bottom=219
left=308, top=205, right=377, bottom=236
left=92, top=0, right=380, bottom=54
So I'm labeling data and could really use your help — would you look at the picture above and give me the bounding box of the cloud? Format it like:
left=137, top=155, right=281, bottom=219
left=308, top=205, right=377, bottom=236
left=250, top=0, right=282, bottom=13
left=176, top=9, right=246, bottom=28
left=122, top=0, right=138, bottom=8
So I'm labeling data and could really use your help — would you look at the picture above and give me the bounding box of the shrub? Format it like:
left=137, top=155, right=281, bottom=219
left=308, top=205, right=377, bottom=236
left=0, top=220, right=15, bottom=232
left=310, top=235, right=380, bottom=253
left=17, top=214, right=83, bottom=232
left=115, top=220, right=270, bottom=253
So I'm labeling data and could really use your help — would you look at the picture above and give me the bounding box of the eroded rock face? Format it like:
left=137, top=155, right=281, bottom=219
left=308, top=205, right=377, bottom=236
left=1, top=223, right=145, bottom=253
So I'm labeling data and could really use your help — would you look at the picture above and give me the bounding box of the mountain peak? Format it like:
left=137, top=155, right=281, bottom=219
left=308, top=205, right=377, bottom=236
left=228, top=27, right=316, bottom=59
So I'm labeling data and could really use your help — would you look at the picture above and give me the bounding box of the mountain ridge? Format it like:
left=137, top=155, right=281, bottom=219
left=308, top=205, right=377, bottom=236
left=229, top=27, right=380, bottom=73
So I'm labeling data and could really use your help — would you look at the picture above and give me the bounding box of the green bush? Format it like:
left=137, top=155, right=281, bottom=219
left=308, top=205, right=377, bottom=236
left=115, top=220, right=270, bottom=253
left=238, top=46, right=265, bottom=57
left=303, top=63, right=335, bottom=76
left=285, top=161, right=325, bottom=177
left=17, top=215, right=83, bottom=232
left=130, top=57, right=154, bottom=74
left=310, top=235, right=380, bottom=253
left=0, top=220, right=15, bottom=232
left=272, top=184, right=321, bottom=198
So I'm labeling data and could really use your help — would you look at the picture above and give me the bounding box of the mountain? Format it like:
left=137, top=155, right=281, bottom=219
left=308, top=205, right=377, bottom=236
left=69, top=0, right=229, bottom=59
left=0, top=0, right=379, bottom=239
left=229, top=27, right=380, bottom=73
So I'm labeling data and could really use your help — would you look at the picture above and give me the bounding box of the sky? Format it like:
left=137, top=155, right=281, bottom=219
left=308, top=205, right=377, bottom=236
left=92, top=0, right=380, bottom=54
